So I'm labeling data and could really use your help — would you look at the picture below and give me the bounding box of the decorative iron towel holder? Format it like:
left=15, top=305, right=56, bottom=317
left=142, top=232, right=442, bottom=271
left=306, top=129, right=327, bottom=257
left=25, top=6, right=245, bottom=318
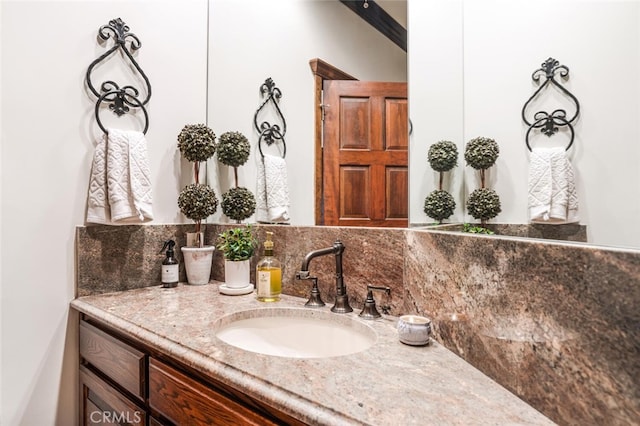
left=86, top=18, right=152, bottom=135
left=521, top=57, right=579, bottom=152
left=254, top=78, right=287, bottom=158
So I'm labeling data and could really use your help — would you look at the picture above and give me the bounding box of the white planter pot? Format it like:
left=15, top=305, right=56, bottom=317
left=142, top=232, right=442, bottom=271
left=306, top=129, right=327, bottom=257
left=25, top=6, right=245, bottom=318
left=181, top=246, right=215, bottom=285
left=224, top=259, right=251, bottom=288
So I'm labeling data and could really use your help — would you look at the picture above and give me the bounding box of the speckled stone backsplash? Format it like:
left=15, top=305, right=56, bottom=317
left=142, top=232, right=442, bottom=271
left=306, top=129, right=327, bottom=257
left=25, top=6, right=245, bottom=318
left=76, top=224, right=640, bottom=424
left=404, top=230, right=640, bottom=425
left=76, top=224, right=405, bottom=309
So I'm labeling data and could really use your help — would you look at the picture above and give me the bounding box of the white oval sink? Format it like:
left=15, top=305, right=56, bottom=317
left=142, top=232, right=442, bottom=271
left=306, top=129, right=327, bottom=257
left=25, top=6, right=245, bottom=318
left=214, top=308, right=376, bottom=358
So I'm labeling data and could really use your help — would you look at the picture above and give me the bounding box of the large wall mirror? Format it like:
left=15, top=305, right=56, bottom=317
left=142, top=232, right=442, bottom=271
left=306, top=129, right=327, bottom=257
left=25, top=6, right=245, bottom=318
left=206, top=0, right=407, bottom=226
left=409, top=0, right=640, bottom=250
left=205, top=0, right=639, bottom=251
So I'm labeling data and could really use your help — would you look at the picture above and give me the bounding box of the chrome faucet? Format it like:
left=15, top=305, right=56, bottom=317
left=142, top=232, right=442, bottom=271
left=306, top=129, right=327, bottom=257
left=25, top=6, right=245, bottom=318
left=295, top=240, right=353, bottom=313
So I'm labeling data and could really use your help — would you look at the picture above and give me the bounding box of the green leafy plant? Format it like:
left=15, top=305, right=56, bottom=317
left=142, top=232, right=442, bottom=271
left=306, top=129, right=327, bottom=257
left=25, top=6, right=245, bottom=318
left=464, top=136, right=499, bottom=170
left=423, top=190, right=456, bottom=223
left=462, top=223, right=495, bottom=235
left=221, top=187, right=256, bottom=222
left=467, top=188, right=502, bottom=221
left=216, top=225, right=257, bottom=261
left=217, top=131, right=251, bottom=167
left=428, top=140, right=458, bottom=172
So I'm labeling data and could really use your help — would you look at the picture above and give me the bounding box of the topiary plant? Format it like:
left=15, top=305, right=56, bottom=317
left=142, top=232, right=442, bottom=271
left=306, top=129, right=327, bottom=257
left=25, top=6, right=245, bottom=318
left=466, top=188, right=502, bottom=221
left=177, top=124, right=218, bottom=240
left=423, top=190, right=456, bottom=223
left=178, top=183, right=218, bottom=221
left=221, top=187, right=256, bottom=222
left=464, top=136, right=501, bottom=225
left=217, top=131, right=251, bottom=167
left=217, top=131, right=256, bottom=222
left=428, top=140, right=458, bottom=172
left=424, top=140, right=458, bottom=223
left=464, top=136, right=499, bottom=170
left=178, top=124, right=217, bottom=162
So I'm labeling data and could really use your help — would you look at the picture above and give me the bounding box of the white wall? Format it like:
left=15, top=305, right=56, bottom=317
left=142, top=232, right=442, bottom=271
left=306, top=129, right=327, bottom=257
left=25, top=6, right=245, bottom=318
left=0, top=0, right=406, bottom=422
left=207, top=0, right=408, bottom=225
left=408, top=0, right=465, bottom=224
left=410, top=0, right=640, bottom=248
left=0, top=2, right=4, bottom=420
left=0, top=1, right=208, bottom=424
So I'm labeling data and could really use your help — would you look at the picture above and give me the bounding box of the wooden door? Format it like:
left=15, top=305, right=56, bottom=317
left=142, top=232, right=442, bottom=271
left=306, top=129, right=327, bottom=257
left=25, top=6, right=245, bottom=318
left=322, top=80, right=408, bottom=227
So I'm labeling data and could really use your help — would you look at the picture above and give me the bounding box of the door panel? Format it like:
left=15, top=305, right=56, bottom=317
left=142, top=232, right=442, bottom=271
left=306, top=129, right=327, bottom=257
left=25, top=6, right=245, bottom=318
left=340, top=166, right=370, bottom=219
left=386, top=166, right=408, bottom=219
left=385, top=98, right=408, bottom=151
left=323, top=80, right=408, bottom=227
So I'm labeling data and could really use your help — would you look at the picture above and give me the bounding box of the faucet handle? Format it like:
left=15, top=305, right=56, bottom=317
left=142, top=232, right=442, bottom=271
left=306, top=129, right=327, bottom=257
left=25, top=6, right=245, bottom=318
left=296, top=274, right=325, bottom=307
left=296, top=270, right=310, bottom=280
left=359, top=285, right=391, bottom=320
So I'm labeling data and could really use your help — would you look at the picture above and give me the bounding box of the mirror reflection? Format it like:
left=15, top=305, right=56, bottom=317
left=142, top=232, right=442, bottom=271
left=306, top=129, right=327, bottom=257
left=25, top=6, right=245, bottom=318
left=207, top=0, right=407, bottom=226
left=205, top=0, right=639, bottom=250
left=409, top=0, right=640, bottom=250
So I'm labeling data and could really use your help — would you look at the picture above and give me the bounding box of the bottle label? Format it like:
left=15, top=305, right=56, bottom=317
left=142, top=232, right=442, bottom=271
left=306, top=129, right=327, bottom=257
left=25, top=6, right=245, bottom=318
left=162, top=264, right=179, bottom=284
left=257, top=270, right=271, bottom=297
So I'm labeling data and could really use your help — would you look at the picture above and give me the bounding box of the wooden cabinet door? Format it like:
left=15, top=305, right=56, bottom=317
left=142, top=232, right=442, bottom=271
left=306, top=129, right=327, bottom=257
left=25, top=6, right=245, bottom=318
left=80, top=320, right=146, bottom=400
left=80, top=365, right=146, bottom=426
left=149, top=358, right=278, bottom=426
left=323, top=80, right=408, bottom=227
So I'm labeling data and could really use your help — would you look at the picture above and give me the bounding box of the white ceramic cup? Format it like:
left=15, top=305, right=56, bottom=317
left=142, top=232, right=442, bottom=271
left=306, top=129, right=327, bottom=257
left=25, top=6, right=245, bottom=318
left=397, top=315, right=431, bottom=346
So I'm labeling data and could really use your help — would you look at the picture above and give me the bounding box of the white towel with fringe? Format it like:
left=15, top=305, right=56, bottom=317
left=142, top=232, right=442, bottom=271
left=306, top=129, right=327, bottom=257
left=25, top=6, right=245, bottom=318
left=256, top=154, right=290, bottom=223
left=86, top=128, right=153, bottom=224
left=528, top=147, right=579, bottom=224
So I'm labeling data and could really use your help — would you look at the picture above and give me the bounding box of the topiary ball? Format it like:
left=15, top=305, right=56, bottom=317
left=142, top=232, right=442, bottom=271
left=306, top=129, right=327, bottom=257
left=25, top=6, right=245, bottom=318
left=178, top=183, right=218, bottom=221
left=464, top=136, right=499, bottom=170
left=466, top=188, right=501, bottom=221
left=428, top=140, right=458, bottom=172
left=177, top=124, right=217, bottom=162
left=221, top=187, right=256, bottom=221
left=423, top=190, right=456, bottom=222
left=217, top=131, right=251, bottom=167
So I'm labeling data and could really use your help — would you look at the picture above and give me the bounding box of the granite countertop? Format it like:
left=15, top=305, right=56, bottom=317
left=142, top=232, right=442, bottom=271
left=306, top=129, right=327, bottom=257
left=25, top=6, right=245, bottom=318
left=71, top=284, right=555, bottom=426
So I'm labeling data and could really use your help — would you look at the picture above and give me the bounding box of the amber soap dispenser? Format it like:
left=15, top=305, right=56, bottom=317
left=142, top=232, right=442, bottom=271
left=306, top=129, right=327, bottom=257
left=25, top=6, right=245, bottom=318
left=256, top=231, right=282, bottom=302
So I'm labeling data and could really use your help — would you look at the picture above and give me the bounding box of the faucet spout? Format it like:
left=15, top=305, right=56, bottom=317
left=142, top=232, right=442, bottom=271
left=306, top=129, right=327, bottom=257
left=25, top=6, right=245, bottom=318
left=296, top=240, right=352, bottom=313
left=300, top=242, right=342, bottom=272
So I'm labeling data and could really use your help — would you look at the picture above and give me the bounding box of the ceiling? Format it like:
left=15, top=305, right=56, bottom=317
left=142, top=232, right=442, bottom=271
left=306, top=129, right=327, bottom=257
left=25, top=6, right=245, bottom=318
left=339, top=0, right=407, bottom=52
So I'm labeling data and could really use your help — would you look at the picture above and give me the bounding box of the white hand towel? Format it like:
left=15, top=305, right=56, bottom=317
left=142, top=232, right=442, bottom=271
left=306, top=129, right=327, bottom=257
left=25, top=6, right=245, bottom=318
left=86, top=128, right=153, bottom=225
left=528, top=147, right=579, bottom=224
left=256, top=154, right=290, bottom=223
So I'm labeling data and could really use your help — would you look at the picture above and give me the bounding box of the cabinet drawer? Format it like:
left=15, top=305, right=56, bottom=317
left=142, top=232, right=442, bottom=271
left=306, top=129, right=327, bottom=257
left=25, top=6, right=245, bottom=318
left=149, top=358, right=277, bottom=426
left=80, top=365, right=146, bottom=426
left=80, top=320, right=146, bottom=399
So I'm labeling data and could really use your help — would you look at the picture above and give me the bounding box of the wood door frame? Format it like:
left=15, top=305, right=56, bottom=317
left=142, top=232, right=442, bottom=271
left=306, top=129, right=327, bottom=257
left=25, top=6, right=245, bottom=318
left=308, top=58, right=357, bottom=225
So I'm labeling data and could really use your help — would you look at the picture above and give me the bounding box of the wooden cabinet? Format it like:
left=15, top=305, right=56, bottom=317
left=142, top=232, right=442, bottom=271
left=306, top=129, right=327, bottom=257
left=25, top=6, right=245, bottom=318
left=80, top=365, right=146, bottom=426
left=149, top=358, right=278, bottom=425
left=80, top=320, right=146, bottom=400
left=79, top=316, right=304, bottom=426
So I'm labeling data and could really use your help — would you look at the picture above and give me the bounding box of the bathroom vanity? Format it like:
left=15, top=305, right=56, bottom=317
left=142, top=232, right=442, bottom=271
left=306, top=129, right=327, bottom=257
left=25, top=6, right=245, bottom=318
left=72, top=283, right=554, bottom=425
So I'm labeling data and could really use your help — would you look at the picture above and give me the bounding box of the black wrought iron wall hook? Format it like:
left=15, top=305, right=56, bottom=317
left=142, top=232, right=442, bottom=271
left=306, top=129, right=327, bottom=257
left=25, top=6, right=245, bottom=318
left=86, top=18, right=151, bottom=135
left=254, top=78, right=287, bottom=158
left=521, top=57, right=580, bottom=152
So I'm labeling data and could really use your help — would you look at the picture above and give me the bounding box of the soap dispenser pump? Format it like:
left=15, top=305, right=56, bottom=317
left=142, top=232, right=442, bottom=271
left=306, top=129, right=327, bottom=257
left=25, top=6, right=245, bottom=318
left=160, top=240, right=179, bottom=288
left=256, top=231, right=282, bottom=302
